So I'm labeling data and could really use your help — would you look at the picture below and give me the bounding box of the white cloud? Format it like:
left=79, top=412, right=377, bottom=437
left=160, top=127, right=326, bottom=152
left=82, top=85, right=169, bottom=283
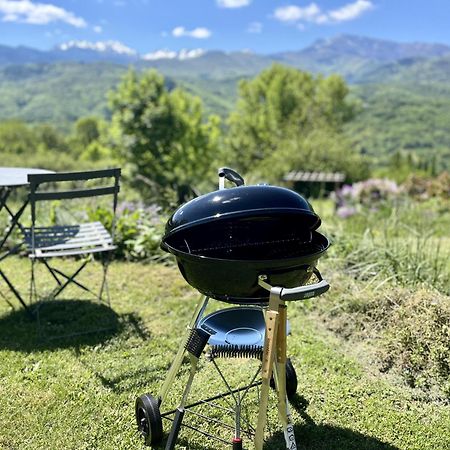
left=142, top=48, right=205, bottom=61
left=273, top=1, right=373, bottom=25
left=274, top=4, right=320, bottom=22
left=172, top=26, right=211, bottom=39
left=247, top=21, right=262, bottom=33
left=172, top=26, right=184, bottom=37
left=0, top=0, right=86, bottom=27
left=58, top=40, right=137, bottom=56
left=328, top=0, right=373, bottom=22
left=216, top=0, right=251, bottom=8
left=93, top=25, right=102, bottom=33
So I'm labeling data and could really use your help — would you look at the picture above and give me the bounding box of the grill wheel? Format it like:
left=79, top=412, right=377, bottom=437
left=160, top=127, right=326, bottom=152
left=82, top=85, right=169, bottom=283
left=270, top=358, right=298, bottom=400
left=135, top=394, right=163, bottom=446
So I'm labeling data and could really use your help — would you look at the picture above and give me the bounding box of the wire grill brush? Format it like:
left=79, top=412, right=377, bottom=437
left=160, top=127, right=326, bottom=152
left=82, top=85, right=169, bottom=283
left=207, top=344, right=263, bottom=360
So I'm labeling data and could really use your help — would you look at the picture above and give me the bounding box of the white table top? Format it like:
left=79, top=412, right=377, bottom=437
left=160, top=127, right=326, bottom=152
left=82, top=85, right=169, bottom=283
left=0, top=167, right=54, bottom=188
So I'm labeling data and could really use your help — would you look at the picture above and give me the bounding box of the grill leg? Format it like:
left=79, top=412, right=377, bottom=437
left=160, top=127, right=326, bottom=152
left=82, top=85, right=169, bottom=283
left=274, top=305, right=297, bottom=450
left=232, top=437, right=243, bottom=449
left=254, top=289, right=281, bottom=450
left=165, top=351, right=202, bottom=450
left=159, top=295, right=209, bottom=405
left=165, top=408, right=185, bottom=450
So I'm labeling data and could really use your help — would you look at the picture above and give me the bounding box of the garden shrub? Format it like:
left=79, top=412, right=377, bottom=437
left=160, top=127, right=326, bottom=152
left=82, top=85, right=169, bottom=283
left=88, top=202, right=170, bottom=263
left=402, top=171, right=450, bottom=200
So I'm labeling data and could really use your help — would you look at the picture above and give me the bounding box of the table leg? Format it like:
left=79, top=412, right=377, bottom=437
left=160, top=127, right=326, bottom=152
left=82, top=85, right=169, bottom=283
left=0, top=199, right=28, bottom=252
left=0, top=189, right=30, bottom=311
left=0, top=269, right=30, bottom=313
left=0, top=188, right=11, bottom=212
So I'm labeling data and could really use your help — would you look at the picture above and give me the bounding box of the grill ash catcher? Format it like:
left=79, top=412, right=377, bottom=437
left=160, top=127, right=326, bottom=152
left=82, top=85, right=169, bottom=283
left=135, top=168, right=330, bottom=449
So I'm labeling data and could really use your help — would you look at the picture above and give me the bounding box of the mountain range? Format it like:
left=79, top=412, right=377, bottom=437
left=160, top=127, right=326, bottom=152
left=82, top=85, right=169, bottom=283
left=2, top=34, right=450, bottom=80
left=1, top=34, right=450, bottom=169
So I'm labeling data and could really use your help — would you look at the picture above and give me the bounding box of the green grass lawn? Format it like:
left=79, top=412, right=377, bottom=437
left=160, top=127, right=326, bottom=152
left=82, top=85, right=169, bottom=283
left=0, top=258, right=449, bottom=450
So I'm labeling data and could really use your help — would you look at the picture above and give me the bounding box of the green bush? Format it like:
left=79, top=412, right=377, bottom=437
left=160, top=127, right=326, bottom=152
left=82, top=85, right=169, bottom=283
left=87, top=202, right=170, bottom=263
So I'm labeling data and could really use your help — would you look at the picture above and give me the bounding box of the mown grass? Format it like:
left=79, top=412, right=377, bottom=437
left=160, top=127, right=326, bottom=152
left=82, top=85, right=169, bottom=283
left=0, top=258, right=449, bottom=450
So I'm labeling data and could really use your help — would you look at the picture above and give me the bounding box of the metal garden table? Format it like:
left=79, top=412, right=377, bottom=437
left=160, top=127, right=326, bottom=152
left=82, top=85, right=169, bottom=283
left=0, top=167, right=54, bottom=311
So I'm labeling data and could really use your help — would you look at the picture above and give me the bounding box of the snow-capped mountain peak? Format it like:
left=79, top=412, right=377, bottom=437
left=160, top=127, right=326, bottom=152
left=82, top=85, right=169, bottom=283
left=142, top=48, right=205, bottom=61
left=58, top=40, right=137, bottom=56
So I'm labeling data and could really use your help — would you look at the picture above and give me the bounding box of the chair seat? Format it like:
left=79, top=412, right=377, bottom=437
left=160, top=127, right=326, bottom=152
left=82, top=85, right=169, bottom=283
left=24, top=221, right=116, bottom=258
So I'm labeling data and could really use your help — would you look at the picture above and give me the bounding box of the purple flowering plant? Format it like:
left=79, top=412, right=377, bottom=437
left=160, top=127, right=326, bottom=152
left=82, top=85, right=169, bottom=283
left=334, top=178, right=400, bottom=219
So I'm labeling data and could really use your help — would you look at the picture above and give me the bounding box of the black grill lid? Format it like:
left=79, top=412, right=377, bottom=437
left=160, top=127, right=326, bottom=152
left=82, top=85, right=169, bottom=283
left=164, top=185, right=321, bottom=240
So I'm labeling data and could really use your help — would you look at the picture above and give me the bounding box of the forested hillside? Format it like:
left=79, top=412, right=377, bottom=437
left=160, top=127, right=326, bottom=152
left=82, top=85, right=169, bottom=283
left=0, top=63, right=241, bottom=126
left=0, top=63, right=123, bottom=125
left=347, top=89, right=450, bottom=171
left=1, top=35, right=450, bottom=170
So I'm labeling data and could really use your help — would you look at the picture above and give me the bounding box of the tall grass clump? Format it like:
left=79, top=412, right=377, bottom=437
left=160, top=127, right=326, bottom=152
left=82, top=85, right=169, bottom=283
left=324, top=198, right=449, bottom=294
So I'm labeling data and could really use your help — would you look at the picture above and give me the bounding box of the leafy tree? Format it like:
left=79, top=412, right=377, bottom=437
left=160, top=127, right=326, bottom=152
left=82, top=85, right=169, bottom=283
left=255, top=129, right=369, bottom=184
left=68, top=116, right=115, bottom=163
left=0, top=119, right=107, bottom=171
left=226, top=64, right=365, bottom=182
left=34, top=123, right=68, bottom=154
left=74, top=117, right=102, bottom=148
left=108, top=69, right=220, bottom=205
left=0, top=120, right=36, bottom=155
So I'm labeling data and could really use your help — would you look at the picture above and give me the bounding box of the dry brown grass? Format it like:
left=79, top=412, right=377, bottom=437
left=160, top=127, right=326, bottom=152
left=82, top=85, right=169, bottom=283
left=311, top=269, right=450, bottom=401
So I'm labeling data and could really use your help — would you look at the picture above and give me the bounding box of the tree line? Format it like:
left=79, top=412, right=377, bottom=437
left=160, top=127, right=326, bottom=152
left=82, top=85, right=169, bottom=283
left=1, top=64, right=370, bottom=206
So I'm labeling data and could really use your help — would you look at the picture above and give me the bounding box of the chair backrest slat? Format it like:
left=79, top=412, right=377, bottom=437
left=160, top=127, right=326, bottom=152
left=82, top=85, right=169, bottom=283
left=32, top=186, right=120, bottom=202
left=28, top=168, right=121, bottom=203
left=28, top=168, right=120, bottom=185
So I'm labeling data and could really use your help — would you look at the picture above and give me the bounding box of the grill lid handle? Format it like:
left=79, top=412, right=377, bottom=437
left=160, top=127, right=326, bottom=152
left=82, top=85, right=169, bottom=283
left=218, top=167, right=245, bottom=189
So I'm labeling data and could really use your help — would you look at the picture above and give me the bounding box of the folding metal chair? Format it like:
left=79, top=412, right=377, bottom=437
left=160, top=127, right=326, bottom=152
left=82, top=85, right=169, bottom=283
left=23, top=169, right=121, bottom=316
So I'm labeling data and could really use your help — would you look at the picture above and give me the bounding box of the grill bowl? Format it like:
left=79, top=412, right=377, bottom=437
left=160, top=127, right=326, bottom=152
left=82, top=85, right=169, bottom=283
left=162, top=228, right=329, bottom=303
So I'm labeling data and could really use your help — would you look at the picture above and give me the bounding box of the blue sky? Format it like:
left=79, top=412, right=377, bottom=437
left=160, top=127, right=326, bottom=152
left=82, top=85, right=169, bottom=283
left=1, top=0, right=450, bottom=54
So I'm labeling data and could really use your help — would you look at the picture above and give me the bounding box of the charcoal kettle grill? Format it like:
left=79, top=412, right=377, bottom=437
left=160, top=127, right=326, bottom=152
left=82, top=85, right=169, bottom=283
left=135, top=168, right=330, bottom=449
